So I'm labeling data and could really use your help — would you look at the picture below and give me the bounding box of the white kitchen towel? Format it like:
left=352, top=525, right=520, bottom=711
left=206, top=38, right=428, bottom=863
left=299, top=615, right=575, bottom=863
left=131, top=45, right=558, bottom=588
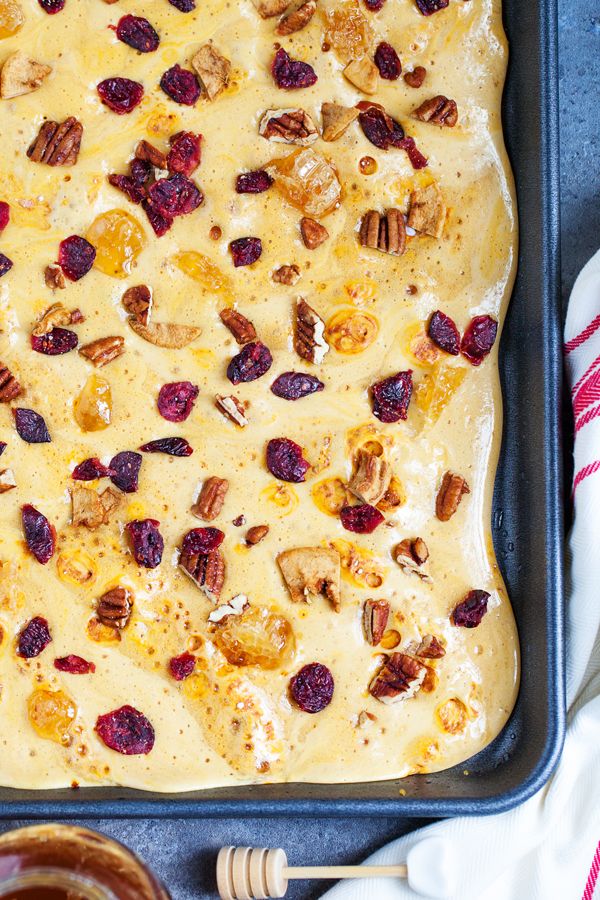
left=325, top=249, right=600, bottom=900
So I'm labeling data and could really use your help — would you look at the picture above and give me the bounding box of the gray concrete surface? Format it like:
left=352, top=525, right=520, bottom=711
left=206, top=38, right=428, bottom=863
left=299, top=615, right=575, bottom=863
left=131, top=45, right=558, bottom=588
left=1, top=2, right=598, bottom=897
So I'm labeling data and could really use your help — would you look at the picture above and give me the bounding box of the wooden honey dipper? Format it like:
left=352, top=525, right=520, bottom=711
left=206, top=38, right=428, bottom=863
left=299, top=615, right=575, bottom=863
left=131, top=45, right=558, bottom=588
left=217, top=837, right=456, bottom=899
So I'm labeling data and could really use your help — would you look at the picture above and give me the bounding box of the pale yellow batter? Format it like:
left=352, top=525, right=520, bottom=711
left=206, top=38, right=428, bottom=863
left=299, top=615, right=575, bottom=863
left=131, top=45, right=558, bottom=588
left=0, top=0, right=518, bottom=790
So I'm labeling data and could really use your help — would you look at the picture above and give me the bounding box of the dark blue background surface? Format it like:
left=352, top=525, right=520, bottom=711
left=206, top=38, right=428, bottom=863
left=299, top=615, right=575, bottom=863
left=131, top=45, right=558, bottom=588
left=1, top=2, right=598, bottom=896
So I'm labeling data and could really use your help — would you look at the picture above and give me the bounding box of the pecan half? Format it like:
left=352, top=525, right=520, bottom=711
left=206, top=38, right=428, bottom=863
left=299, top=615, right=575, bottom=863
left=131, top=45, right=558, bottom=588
left=0, top=362, right=22, bottom=402
left=415, top=633, right=446, bottom=659
left=277, top=0, right=316, bottom=34
left=349, top=448, right=391, bottom=506
left=363, top=599, right=390, bottom=646
left=343, top=57, right=378, bottom=95
left=404, top=66, right=427, bottom=88
left=135, top=140, right=167, bottom=169
left=272, top=264, right=301, bottom=285
left=413, top=95, right=458, bottom=127
left=246, top=525, right=269, bottom=545
left=436, top=471, right=470, bottom=521
left=277, top=546, right=341, bottom=612
left=192, top=43, right=231, bottom=101
left=259, top=108, right=318, bottom=145
left=79, top=336, right=125, bottom=367
left=27, top=117, right=83, bottom=166
left=321, top=102, right=359, bottom=142
left=359, top=209, right=406, bottom=256
left=0, top=468, right=16, bottom=493
left=407, top=183, right=446, bottom=238
left=191, top=476, right=229, bottom=521
left=44, top=264, right=66, bottom=291
left=219, top=308, right=257, bottom=345
left=0, top=51, right=52, bottom=100
left=252, top=0, right=291, bottom=17
left=300, top=217, right=329, bottom=250
left=32, top=303, right=81, bottom=336
left=122, top=284, right=152, bottom=327
left=180, top=547, right=225, bottom=602
left=369, top=652, right=427, bottom=703
left=394, top=538, right=432, bottom=582
left=207, top=593, right=249, bottom=624
left=294, top=299, right=329, bottom=364
left=215, top=394, right=248, bottom=427
left=97, top=586, right=133, bottom=629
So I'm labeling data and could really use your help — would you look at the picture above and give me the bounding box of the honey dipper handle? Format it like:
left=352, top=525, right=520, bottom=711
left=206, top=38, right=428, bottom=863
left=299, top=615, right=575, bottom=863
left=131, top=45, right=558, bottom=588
left=284, top=864, right=408, bottom=880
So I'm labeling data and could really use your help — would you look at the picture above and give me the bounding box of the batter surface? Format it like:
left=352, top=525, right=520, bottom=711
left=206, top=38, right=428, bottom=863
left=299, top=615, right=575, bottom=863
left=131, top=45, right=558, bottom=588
left=0, top=0, right=518, bottom=790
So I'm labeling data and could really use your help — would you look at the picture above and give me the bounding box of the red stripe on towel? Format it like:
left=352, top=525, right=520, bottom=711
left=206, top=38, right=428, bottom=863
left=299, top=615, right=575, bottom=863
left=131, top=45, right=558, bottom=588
left=571, top=354, right=600, bottom=398
left=574, top=368, right=600, bottom=416
left=565, top=313, right=600, bottom=356
left=573, top=460, right=600, bottom=494
left=576, top=403, right=600, bottom=433
left=582, top=841, right=600, bottom=900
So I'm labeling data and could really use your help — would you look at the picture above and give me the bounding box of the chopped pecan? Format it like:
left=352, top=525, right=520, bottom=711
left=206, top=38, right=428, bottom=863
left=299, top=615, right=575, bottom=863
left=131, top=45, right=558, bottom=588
left=404, top=66, right=427, bottom=88
left=436, top=471, right=470, bottom=521
left=0, top=468, right=16, bottom=493
left=32, top=303, right=80, bottom=336
left=369, top=652, right=427, bottom=703
left=219, top=308, right=257, bottom=345
left=321, top=102, right=359, bottom=142
left=215, top=394, right=248, bottom=427
left=277, top=547, right=341, bottom=612
left=122, top=284, right=152, bottom=326
left=207, top=593, right=248, bottom=624
left=259, top=108, right=318, bottom=145
left=97, top=586, right=133, bottom=629
left=363, top=599, right=390, bottom=646
left=413, top=95, right=458, bottom=127
left=180, top=547, right=225, bottom=602
left=128, top=319, right=201, bottom=348
left=407, top=183, right=446, bottom=238
left=272, top=264, right=301, bottom=285
left=246, top=524, right=269, bottom=545
left=294, top=299, right=329, bottom=364
left=349, top=448, right=391, bottom=506
left=135, top=140, right=167, bottom=169
left=300, top=217, right=329, bottom=250
left=71, top=484, right=118, bottom=529
left=27, top=116, right=83, bottom=166
left=0, top=51, right=52, bottom=99
left=0, top=362, right=22, bottom=402
left=191, top=44, right=231, bottom=100
left=394, top=538, right=432, bottom=582
left=343, top=57, right=378, bottom=95
left=415, top=633, right=445, bottom=659
left=79, top=336, right=125, bottom=367
left=359, top=208, right=406, bottom=256
left=192, top=476, right=229, bottom=521
left=277, top=0, right=316, bottom=34
left=252, top=0, right=290, bottom=16
left=44, top=264, right=66, bottom=290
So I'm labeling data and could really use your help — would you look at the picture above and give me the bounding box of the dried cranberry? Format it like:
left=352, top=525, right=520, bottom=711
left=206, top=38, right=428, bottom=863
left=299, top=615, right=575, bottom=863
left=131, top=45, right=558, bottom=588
left=139, top=437, right=193, bottom=456
left=266, top=438, right=310, bottom=483
left=289, top=663, right=334, bottom=713
left=37, top=0, right=65, bottom=13
left=415, top=0, right=449, bottom=15
left=451, top=590, right=490, bottom=627
left=109, top=451, right=142, bottom=493
left=271, top=371, right=324, bottom=400
left=169, top=651, right=196, bottom=681
left=168, top=0, right=195, bottom=9
left=22, top=504, right=56, bottom=564
left=0, top=442, right=6, bottom=457
left=374, top=42, right=402, bottom=80
left=229, top=237, right=262, bottom=267
left=31, top=327, right=78, bottom=356
left=428, top=310, right=460, bottom=355
left=0, top=202, right=9, bottom=233
left=130, top=157, right=153, bottom=186
left=108, top=174, right=145, bottom=205
left=227, top=341, right=272, bottom=384
left=142, top=199, right=173, bottom=237
left=58, top=235, right=96, bottom=281
left=167, top=131, right=202, bottom=176
left=157, top=381, right=199, bottom=422
left=72, top=458, right=114, bottom=481
left=126, top=519, right=164, bottom=568
left=340, top=503, right=384, bottom=533
left=0, top=254, right=13, bottom=277
left=160, top=64, right=200, bottom=106
left=95, top=705, right=155, bottom=755
left=97, top=77, right=144, bottom=115
left=236, top=170, right=273, bottom=194
left=17, top=617, right=52, bottom=658
left=114, top=15, right=160, bottom=53
left=54, top=655, right=96, bottom=674
left=272, top=48, right=318, bottom=90
left=14, top=408, right=51, bottom=443
left=359, top=105, right=405, bottom=150
left=364, top=0, right=385, bottom=8
left=181, top=527, right=224, bottom=555
left=398, top=135, right=428, bottom=170
left=461, top=315, right=498, bottom=366
left=371, top=371, right=413, bottom=423
left=146, top=174, right=203, bottom=218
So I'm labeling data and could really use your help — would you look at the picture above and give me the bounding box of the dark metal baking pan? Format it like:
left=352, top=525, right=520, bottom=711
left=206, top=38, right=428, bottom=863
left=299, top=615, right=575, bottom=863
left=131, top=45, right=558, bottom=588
left=0, top=0, right=564, bottom=818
